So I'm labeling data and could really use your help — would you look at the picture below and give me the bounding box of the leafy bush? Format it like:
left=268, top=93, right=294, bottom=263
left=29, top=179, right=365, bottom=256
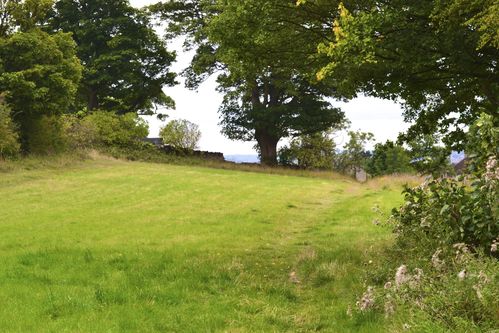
left=334, top=130, right=374, bottom=174
left=159, top=119, right=201, bottom=150
left=23, top=115, right=66, bottom=155
left=367, top=141, right=413, bottom=176
left=394, top=172, right=498, bottom=254
left=85, top=111, right=149, bottom=148
left=355, top=114, right=499, bottom=331
left=0, top=98, right=20, bottom=159
left=278, top=132, right=336, bottom=169
left=62, top=114, right=98, bottom=150
left=407, top=134, right=454, bottom=177
left=393, top=114, right=498, bottom=253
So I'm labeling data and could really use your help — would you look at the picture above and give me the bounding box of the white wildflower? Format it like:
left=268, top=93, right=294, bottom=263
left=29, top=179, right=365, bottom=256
left=472, top=285, right=484, bottom=300
left=431, top=249, right=445, bottom=270
left=420, top=217, right=430, bottom=228
left=410, top=268, right=424, bottom=288
left=346, top=305, right=353, bottom=317
left=453, top=243, right=470, bottom=261
left=395, top=265, right=410, bottom=287
left=453, top=243, right=469, bottom=253
left=384, top=281, right=393, bottom=290
left=402, top=323, right=411, bottom=331
left=357, top=286, right=375, bottom=311
left=491, top=241, right=497, bottom=253
left=384, top=296, right=395, bottom=317
left=478, top=271, right=490, bottom=284
left=484, top=156, right=498, bottom=181
left=457, top=269, right=467, bottom=281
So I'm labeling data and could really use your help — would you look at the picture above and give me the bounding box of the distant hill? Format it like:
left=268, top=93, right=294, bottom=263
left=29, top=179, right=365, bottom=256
left=224, top=154, right=260, bottom=164
left=224, top=152, right=465, bottom=165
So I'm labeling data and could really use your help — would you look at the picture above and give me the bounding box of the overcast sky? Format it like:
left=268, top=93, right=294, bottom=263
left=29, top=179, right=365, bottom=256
left=131, top=0, right=409, bottom=155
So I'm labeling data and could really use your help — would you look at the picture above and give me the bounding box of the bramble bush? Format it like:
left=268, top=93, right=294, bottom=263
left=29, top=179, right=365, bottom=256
left=393, top=114, right=498, bottom=254
left=352, top=114, right=498, bottom=332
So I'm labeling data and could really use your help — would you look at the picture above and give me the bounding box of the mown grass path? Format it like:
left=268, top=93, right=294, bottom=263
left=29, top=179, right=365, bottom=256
left=0, top=159, right=404, bottom=332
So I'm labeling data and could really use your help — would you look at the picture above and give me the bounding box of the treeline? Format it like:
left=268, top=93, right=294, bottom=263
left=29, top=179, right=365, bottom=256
left=1, top=0, right=497, bottom=170
left=278, top=129, right=454, bottom=177
left=0, top=0, right=175, bottom=158
left=152, top=0, right=497, bottom=166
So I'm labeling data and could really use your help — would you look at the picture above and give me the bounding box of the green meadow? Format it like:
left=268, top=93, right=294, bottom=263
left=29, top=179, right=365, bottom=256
left=0, top=158, right=409, bottom=332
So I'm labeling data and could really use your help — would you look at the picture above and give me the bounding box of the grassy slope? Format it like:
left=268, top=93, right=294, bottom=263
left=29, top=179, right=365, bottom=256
left=0, top=158, right=406, bottom=332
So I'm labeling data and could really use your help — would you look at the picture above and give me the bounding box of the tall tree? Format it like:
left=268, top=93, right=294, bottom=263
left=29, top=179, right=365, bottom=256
left=309, top=0, right=499, bottom=150
left=153, top=0, right=345, bottom=165
left=367, top=141, right=413, bottom=176
left=0, top=0, right=82, bottom=151
left=50, top=0, right=177, bottom=116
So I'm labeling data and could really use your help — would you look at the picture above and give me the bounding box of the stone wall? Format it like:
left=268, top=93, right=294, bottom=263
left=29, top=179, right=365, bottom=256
left=160, top=144, right=225, bottom=161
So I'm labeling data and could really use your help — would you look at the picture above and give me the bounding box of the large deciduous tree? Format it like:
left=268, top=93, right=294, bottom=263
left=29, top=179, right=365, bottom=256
left=311, top=0, right=498, bottom=150
left=0, top=0, right=82, bottom=151
left=153, top=0, right=345, bottom=165
left=50, top=0, right=177, bottom=116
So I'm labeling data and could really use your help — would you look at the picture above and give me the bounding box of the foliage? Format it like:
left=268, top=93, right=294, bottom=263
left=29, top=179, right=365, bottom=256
left=278, top=131, right=336, bottom=170
left=314, top=0, right=499, bottom=150
left=465, top=112, right=499, bottom=175
left=335, top=130, right=374, bottom=173
left=50, top=0, right=176, bottom=116
left=0, top=0, right=54, bottom=36
left=393, top=114, right=498, bottom=254
left=84, top=111, right=148, bottom=148
left=153, top=0, right=345, bottom=165
left=0, top=27, right=82, bottom=151
left=367, top=141, right=413, bottom=176
left=406, top=134, right=454, bottom=177
left=23, top=115, right=66, bottom=155
left=351, top=117, right=499, bottom=332
left=359, top=242, right=499, bottom=332
left=394, top=173, right=498, bottom=255
left=0, top=96, right=19, bottom=158
left=159, top=119, right=201, bottom=150
left=61, top=114, right=98, bottom=150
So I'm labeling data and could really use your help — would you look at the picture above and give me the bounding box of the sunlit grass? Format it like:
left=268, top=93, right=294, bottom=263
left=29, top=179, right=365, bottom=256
left=0, top=157, right=409, bottom=332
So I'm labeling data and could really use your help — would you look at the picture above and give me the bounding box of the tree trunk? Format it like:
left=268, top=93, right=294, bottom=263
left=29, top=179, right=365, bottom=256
left=256, top=129, right=279, bottom=166
left=88, top=89, right=98, bottom=111
left=249, top=79, right=280, bottom=165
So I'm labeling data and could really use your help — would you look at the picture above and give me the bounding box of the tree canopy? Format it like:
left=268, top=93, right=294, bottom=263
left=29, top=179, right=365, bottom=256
left=160, top=119, right=201, bottom=150
left=50, top=0, right=177, bottom=116
left=0, top=0, right=82, bottom=151
left=153, top=0, right=345, bottom=165
left=311, top=0, right=498, bottom=150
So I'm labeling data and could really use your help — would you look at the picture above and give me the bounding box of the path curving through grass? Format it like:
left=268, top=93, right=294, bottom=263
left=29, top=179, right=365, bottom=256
left=0, top=158, right=406, bottom=332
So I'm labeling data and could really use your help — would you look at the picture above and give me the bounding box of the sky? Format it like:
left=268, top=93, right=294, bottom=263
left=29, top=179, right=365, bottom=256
left=132, top=0, right=410, bottom=155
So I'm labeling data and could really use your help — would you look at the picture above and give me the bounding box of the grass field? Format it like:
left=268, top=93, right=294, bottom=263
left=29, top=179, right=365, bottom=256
left=0, top=157, right=410, bottom=332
